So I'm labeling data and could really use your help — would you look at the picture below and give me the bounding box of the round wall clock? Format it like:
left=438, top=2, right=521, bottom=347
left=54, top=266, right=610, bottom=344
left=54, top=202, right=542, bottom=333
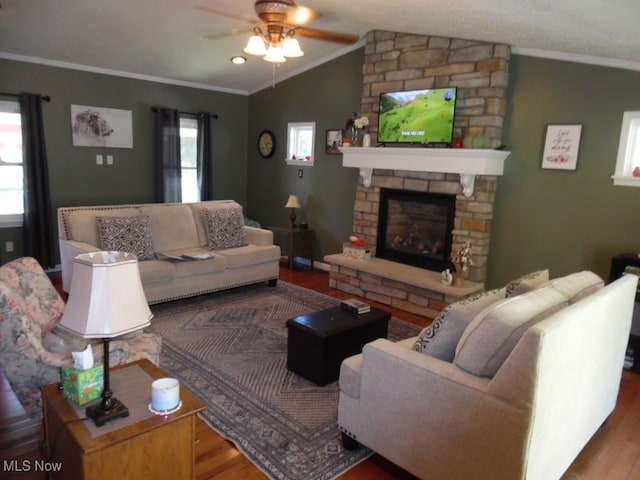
left=257, top=130, right=276, bottom=159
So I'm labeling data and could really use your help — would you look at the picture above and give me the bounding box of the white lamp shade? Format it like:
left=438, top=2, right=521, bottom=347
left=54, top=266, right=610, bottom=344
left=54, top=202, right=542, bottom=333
left=59, top=251, right=153, bottom=339
left=282, top=37, right=304, bottom=57
left=285, top=194, right=302, bottom=209
left=244, top=35, right=267, bottom=56
left=264, top=45, right=286, bottom=63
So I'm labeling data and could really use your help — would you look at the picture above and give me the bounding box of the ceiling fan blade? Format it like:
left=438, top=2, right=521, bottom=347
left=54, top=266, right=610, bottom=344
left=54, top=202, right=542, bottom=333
left=194, top=5, right=258, bottom=25
left=203, top=28, right=253, bottom=40
left=294, top=27, right=359, bottom=45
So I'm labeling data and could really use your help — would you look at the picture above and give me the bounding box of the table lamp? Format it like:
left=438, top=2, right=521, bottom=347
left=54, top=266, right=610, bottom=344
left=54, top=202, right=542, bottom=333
left=58, top=251, right=153, bottom=426
left=285, top=194, right=302, bottom=228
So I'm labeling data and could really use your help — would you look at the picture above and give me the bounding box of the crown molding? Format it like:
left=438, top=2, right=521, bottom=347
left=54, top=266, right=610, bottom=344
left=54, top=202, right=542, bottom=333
left=512, top=47, right=640, bottom=72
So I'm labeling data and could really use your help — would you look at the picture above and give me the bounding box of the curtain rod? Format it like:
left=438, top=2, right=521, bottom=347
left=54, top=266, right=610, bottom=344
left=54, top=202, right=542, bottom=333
left=152, top=106, right=218, bottom=119
left=0, top=92, right=51, bottom=102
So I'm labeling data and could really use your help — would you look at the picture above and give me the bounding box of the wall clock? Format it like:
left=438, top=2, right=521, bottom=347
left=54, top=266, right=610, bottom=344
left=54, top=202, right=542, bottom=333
left=257, top=130, right=276, bottom=159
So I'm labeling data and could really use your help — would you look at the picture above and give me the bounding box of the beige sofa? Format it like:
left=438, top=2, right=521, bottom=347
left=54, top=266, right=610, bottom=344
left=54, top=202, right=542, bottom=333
left=58, top=200, right=280, bottom=304
left=338, top=271, right=637, bottom=480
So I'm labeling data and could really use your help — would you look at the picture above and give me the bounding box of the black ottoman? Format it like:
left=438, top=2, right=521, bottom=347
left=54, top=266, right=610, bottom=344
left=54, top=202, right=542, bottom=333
left=286, top=305, right=390, bottom=386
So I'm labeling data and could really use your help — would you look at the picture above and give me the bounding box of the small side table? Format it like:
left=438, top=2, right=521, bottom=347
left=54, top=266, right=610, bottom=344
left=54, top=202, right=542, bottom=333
left=42, top=358, right=205, bottom=479
left=269, top=226, right=314, bottom=270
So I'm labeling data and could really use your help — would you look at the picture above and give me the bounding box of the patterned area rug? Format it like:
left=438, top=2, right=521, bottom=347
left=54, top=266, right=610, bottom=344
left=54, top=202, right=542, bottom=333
left=148, top=281, right=420, bottom=480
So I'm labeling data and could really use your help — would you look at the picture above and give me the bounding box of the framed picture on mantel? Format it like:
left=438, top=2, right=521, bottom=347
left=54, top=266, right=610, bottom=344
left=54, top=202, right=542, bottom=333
left=541, top=124, right=582, bottom=170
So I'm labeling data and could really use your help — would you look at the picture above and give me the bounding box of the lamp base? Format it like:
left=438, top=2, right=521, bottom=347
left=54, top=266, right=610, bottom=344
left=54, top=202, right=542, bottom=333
left=86, top=396, right=129, bottom=427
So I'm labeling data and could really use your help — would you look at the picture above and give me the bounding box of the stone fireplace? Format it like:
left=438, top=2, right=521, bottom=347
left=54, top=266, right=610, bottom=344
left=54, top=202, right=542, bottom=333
left=325, top=30, right=511, bottom=317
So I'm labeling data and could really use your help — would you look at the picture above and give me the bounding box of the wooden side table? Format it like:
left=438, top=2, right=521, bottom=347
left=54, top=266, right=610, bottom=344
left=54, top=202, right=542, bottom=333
left=42, top=358, right=205, bottom=479
left=268, top=226, right=314, bottom=270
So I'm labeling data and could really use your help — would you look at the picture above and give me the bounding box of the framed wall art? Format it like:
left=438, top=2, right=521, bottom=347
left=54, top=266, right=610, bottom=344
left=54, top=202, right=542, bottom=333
left=541, top=124, right=582, bottom=170
left=325, top=129, right=343, bottom=155
left=70, top=105, right=134, bottom=148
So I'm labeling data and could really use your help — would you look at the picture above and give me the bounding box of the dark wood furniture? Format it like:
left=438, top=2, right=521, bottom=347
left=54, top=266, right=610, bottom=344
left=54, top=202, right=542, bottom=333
left=286, top=305, right=390, bottom=386
left=42, top=359, right=205, bottom=479
left=268, top=226, right=314, bottom=270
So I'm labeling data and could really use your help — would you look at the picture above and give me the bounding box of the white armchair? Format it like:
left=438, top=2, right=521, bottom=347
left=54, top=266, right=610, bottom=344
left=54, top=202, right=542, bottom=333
left=338, top=273, right=637, bottom=480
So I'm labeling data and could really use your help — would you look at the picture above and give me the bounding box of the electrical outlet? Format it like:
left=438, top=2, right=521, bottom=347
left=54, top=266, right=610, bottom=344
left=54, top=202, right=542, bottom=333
left=5, top=241, right=14, bottom=252
left=298, top=169, right=303, bottom=178
left=106, top=155, right=113, bottom=165
left=96, top=154, right=103, bottom=165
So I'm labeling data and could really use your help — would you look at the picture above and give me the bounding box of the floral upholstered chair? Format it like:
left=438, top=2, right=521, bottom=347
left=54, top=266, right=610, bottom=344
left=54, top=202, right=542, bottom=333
left=0, top=257, right=162, bottom=420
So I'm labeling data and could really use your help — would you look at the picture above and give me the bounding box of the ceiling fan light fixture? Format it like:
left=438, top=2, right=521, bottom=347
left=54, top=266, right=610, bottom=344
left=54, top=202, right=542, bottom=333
left=282, top=37, right=303, bottom=57
left=244, top=35, right=268, bottom=56
left=264, top=45, right=286, bottom=63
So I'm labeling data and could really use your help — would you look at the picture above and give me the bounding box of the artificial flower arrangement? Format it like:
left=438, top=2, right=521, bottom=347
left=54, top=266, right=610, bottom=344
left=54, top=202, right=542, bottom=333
left=291, top=154, right=312, bottom=161
left=354, top=115, right=369, bottom=129
left=450, top=241, right=474, bottom=274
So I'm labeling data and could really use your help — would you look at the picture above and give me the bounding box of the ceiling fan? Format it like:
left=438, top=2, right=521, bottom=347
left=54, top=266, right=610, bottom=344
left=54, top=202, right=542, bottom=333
left=196, top=1, right=359, bottom=63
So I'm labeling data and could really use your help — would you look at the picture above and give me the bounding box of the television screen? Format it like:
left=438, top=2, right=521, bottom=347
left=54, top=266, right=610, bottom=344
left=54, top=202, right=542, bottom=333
left=377, top=87, right=457, bottom=145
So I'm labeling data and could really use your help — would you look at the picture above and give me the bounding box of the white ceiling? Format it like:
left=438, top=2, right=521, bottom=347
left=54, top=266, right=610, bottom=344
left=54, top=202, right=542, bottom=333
left=1, top=0, right=638, bottom=95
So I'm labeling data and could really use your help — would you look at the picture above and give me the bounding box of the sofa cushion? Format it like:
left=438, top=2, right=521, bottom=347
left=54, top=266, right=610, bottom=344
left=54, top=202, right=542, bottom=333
left=64, top=207, right=141, bottom=246
left=140, top=204, right=199, bottom=252
left=214, top=244, right=281, bottom=269
left=97, top=215, right=156, bottom=261
left=412, top=287, right=506, bottom=361
left=455, top=286, right=568, bottom=377
left=545, top=270, right=604, bottom=303
left=203, top=207, right=248, bottom=250
left=505, top=269, right=549, bottom=297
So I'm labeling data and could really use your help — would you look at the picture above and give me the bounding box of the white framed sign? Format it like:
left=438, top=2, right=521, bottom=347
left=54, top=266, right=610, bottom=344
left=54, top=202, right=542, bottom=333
left=541, top=124, right=582, bottom=170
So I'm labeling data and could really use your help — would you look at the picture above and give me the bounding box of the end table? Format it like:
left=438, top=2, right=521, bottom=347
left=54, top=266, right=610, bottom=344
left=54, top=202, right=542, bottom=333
left=268, top=226, right=314, bottom=270
left=42, top=358, right=205, bottom=479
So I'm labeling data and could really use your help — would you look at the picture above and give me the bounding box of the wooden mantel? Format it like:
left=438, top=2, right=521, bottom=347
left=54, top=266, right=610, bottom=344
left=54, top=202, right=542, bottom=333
left=339, top=146, right=511, bottom=197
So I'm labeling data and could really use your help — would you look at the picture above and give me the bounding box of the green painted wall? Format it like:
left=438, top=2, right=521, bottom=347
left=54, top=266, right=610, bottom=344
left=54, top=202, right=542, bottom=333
left=0, top=59, right=249, bottom=263
left=2, top=51, right=640, bottom=287
left=246, top=49, right=364, bottom=260
left=489, top=56, right=640, bottom=288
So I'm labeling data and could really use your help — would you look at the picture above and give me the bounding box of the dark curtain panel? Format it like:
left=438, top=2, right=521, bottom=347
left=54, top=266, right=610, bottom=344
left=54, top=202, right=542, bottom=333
left=153, top=108, right=181, bottom=203
left=196, top=112, right=212, bottom=201
left=20, top=93, right=55, bottom=268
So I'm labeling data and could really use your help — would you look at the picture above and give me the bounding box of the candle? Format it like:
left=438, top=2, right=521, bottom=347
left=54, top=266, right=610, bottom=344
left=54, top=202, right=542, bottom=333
left=151, top=378, right=180, bottom=411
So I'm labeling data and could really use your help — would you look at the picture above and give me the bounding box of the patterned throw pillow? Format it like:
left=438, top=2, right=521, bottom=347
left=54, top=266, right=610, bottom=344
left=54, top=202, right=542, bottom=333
left=505, top=269, right=549, bottom=297
left=203, top=207, right=248, bottom=250
left=412, top=287, right=506, bottom=362
left=97, top=215, right=156, bottom=261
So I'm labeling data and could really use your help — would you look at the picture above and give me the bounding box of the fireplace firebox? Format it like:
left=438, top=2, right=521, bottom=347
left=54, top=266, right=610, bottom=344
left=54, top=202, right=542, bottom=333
left=376, top=189, right=455, bottom=272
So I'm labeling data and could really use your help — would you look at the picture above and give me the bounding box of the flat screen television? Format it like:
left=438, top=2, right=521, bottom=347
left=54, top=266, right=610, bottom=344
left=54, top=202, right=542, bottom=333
left=377, top=87, right=457, bottom=145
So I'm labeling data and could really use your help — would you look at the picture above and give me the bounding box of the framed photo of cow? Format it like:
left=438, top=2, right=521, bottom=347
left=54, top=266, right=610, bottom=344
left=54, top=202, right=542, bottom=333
left=70, top=105, right=134, bottom=148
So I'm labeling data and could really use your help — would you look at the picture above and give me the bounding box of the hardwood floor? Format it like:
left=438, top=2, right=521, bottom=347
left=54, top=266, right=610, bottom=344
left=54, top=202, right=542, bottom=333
left=2, top=263, right=640, bottom=479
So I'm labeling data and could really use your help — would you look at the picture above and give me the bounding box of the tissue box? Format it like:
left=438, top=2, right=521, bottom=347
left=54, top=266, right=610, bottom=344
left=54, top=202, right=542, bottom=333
left=61, top=365, right=104, bottom=406
left=343, top=243, right=371, bottom=261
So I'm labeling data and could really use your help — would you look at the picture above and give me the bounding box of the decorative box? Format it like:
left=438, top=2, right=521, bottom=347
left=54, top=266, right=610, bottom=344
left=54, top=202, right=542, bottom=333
left=61, top=365, right=104, bottom=406
left=343, top=242, right=371, bottom=261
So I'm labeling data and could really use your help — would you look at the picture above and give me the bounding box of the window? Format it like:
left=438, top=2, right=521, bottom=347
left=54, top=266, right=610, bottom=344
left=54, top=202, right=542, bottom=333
left=0, top=100, right=23, bottom=227
left=179, top=116, right=199, bottom=202
left=612, top=111, right=640, bottom=187
left=286, top=122, right=315, bottom=166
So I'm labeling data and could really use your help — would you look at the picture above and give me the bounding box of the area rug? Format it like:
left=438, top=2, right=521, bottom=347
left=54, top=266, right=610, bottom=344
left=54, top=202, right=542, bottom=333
left=148, top=281, right=421, bottom=480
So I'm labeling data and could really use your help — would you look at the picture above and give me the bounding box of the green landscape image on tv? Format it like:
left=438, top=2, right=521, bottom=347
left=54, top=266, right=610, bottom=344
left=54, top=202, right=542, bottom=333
left=378, top=87, right=457, bottom=145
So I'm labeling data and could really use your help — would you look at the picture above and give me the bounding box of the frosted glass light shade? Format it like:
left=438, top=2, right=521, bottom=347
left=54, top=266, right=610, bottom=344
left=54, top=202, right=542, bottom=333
left=264, top=45, right=286, bottom=63
left=282, top=37, right=303, bottom=57
left=244, top=35, right=268, bottom=56
left=58, top=251, right=152, bottom=339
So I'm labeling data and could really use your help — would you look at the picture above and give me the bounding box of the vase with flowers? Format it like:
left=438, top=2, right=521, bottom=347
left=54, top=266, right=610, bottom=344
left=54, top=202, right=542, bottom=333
left=450, top=241, right=474, bottom=287
left=346, top=113, right=369, bottom=147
